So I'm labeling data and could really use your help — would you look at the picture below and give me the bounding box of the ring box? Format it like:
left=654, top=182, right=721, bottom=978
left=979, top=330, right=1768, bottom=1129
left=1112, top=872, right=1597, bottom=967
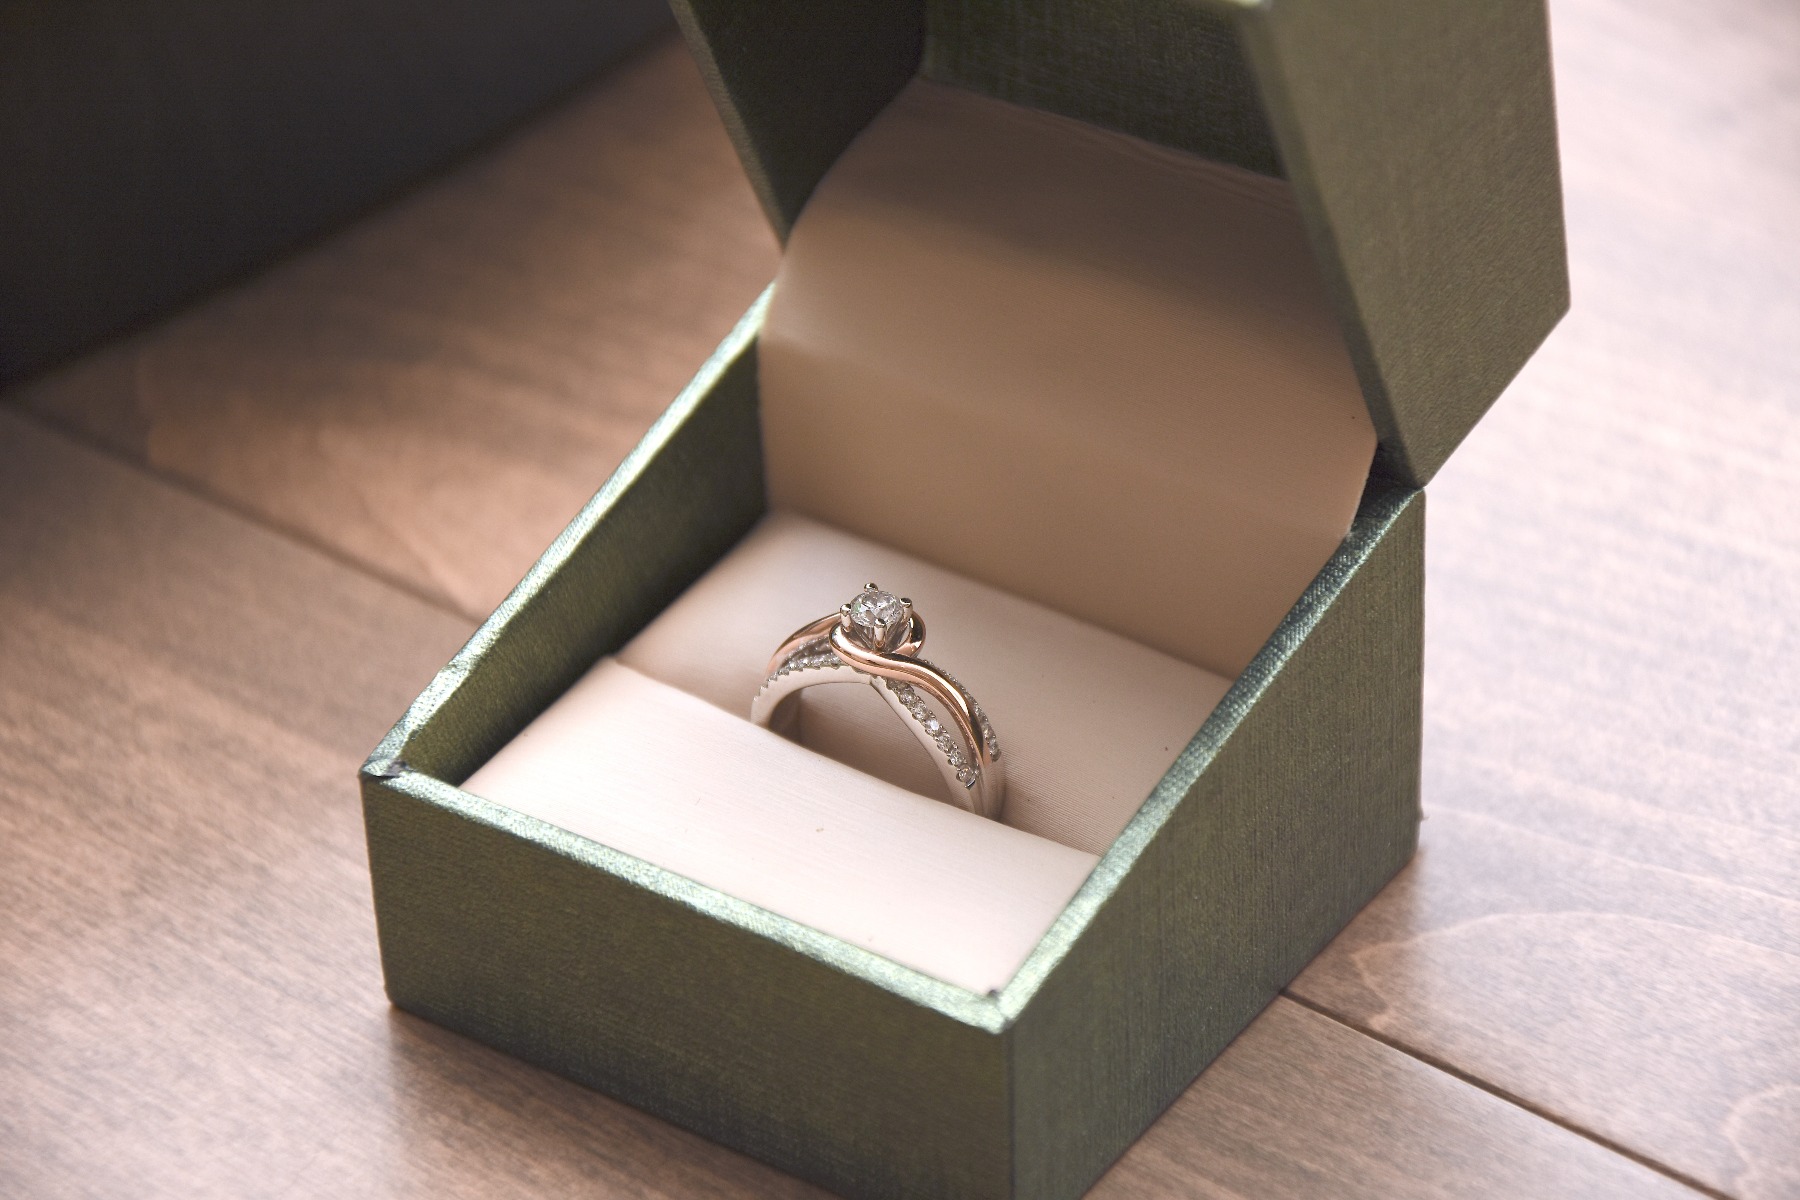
left=361, top=3, right=1567, bottom=1197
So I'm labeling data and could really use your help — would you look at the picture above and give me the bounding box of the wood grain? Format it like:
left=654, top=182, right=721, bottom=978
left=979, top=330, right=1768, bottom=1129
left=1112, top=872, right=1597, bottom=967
left=4, top=0, right=1797, bottom=1194
left=1288, top=2, right=1800, bottom=1196
left=0, top=410, right=821, bottom=1200
left=0, top=411, right=1692, bottom=1198
left=9, top=35, right=779, bottom=622
left=1091, top=998, right=1695, bottom=1200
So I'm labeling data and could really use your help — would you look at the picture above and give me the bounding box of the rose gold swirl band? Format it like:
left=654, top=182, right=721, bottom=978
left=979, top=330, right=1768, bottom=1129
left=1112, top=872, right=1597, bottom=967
left=750, top=585, right=1005, bottom=819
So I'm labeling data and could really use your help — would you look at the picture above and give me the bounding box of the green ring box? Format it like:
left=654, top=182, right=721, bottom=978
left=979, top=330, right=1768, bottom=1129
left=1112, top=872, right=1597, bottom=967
left=361, top=3, right=1567, bottom=1196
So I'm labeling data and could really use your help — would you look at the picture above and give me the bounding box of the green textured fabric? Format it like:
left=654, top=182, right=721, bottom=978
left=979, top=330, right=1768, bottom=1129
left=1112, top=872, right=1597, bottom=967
left=370, top=296, right=768, bottom=784
left=671, top=0, right=1567, bottom=488
left=361, top=2, right=1555, bottom=1187
left=363, top=303, right=1426, bottom=1199
left=365, top=775, right=1013, bottom=1197
left=670, top=0, right=923, bottom=238
left=1007, top=479, right=1423, bottom=1195
left=923, top=0, right=1280, bottom=179
left=1234, top=0, right=1569, bottom=485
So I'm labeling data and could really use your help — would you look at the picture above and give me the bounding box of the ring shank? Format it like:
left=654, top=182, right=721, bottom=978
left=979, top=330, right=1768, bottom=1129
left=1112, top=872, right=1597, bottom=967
left=750, top=621, right=1004, bottom=819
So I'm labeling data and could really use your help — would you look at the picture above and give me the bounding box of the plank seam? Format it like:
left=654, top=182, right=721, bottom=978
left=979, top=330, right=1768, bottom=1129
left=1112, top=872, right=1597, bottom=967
left=1280, top=990, right=1732, bottom=1200
left=2, top=404, right=476, bottom=624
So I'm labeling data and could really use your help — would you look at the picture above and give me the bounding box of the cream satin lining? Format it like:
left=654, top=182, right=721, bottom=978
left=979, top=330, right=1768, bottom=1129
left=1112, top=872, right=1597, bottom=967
left=466, top=80, right=1374, bottom=992
left=760, top=79, right=1374, bottom=680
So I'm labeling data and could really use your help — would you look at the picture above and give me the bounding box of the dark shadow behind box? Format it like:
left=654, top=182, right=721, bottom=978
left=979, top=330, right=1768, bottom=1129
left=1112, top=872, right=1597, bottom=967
left=362, top=2, right=1568, bottom=1197
left=0, top=0, right=671, bottom=383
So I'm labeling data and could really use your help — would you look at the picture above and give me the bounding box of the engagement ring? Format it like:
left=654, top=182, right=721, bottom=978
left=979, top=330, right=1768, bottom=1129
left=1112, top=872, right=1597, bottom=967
left=751, top=585, right=1005, bottom=818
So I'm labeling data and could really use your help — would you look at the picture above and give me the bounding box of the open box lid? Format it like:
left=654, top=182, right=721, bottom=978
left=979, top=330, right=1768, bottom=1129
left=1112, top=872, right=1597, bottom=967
left=672, top=0, right=1568, bottom=488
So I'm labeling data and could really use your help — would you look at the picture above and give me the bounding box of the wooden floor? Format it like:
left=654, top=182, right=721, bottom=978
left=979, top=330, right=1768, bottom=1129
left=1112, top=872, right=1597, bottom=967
left=3, top=1, right=1797, bottom=1195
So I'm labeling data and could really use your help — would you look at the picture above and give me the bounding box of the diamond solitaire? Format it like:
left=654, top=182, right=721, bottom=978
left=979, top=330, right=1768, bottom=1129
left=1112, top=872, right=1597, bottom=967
left=845, top=586, right=910, bottom=650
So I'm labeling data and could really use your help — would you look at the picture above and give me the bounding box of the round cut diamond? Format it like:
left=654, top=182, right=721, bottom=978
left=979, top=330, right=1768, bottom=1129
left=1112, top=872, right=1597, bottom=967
left=847, top=587, right=906, bottom=633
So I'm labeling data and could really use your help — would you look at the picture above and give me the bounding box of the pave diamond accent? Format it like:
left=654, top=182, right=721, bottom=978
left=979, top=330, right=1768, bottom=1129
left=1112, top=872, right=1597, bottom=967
left=758, top=638, right=843, bottom=693
left=912, top=660, right=1002, bottom=762
left=885, top=678, right=984, bottom=787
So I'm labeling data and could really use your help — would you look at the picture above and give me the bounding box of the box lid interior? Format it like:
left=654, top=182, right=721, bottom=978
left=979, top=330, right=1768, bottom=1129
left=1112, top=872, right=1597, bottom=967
left=673, top=0, right=1569, bottom=487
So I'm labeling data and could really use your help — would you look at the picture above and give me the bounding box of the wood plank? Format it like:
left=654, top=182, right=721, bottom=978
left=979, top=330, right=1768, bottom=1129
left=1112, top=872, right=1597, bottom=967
left=0, top=410, right=1696, bottom=1197
left=0, top=410, right=820, bottom=1199
left=7, top=0, right=1796, bottom=1193
left=1094, top=999, right=1696, bottom=1200
left=1288, top=0, right=1800, bottom=1195
left=9, top=35, right=780, bottom=621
